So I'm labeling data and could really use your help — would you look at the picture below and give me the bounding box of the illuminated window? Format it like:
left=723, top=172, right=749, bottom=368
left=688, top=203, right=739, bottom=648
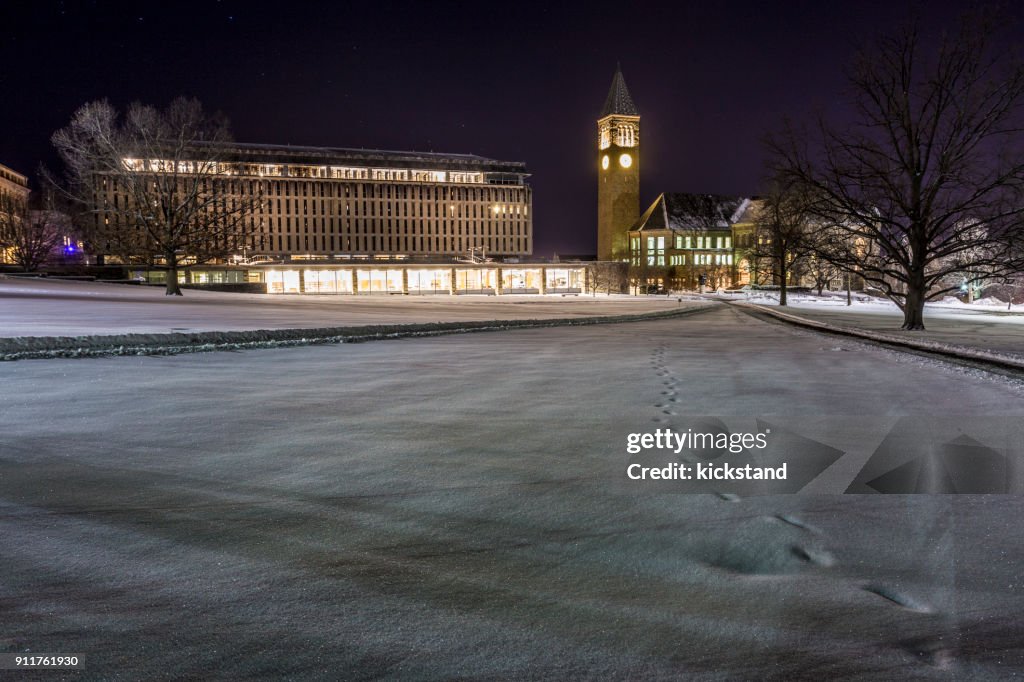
left=408, top=268, right=452, bottom=294
left=646, top=236, right=665, bottom=266
left=502, top=268, right=542, bottom=291
left=357, top=269, right=402, bottom=293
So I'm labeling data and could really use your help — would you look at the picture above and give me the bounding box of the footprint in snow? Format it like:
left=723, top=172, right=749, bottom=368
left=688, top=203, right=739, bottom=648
left=863, top=584, right=934, bottom=613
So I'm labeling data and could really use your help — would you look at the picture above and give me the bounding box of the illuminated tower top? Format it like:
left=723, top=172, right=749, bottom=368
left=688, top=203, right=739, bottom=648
left=600, top=65, right=639, bottom=118
left=598, top=66, right=639, bottom=153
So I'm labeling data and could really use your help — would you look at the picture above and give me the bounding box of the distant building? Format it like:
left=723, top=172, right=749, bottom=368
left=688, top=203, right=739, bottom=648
left=101, top=144, right=532, bottom=263
left=596, top=67, right=640, bottom=261
left=628, top=193, right=758, bottom=291
left=0, top=162, right=31, bottom=264
left=590, top=68, right=768, bottom=291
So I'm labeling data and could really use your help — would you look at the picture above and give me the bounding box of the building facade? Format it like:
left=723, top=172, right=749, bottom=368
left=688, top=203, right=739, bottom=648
left=135, top=261, right=589, bottom=296
left=628, top=193, right=757, bottom=290
left=101, top=144, right=532, bottom=263
left=596, top=67, right=640, bottom=261
left=256, top=262, right=586, bottom=295
left=0, top=163, right=31, bottom=264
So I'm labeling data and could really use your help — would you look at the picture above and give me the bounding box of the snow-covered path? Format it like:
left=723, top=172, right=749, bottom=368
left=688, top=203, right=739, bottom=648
left=1, top=306, right=1022, bottom=678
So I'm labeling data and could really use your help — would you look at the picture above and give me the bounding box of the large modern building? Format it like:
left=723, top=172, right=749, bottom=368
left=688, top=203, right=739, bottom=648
left=108, top=144, right=533, bottom=262
left=109, top=142, right=587, bottom=294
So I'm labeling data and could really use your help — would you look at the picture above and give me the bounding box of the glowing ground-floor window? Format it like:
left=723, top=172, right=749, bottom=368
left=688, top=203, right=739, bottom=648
left=455, top=268, right=498, bottom=292
left=265, top=270, right=301, bottom=294
left=502, top=268, right=542, bottom=291
left=408, top=269, right=451, bottom=294
left=545, top=268, right=583, bottom=290
left=736, top=259, right=751, bottom=285
left=357, top=269, right=403, bottom=293
left=304, top=269, right=354, bottom=294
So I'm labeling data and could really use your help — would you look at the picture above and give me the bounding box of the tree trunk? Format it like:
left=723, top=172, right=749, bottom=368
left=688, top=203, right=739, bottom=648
left=902, top=273, right=926, bottom=330
left=165, top=256, right=183, bottom=296
left=778, top=262, right=788, bottom=306
left=846, top=273, right=852, bottom=306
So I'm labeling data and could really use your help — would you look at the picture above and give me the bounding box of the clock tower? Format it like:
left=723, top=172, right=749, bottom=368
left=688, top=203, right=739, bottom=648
left=597, top=65, right=640, bottom=261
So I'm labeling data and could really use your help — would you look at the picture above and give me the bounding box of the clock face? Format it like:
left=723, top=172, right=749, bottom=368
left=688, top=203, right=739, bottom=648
left=619, top=153, right=633, bottom=168
left=601, top=155, right=610, bottom=170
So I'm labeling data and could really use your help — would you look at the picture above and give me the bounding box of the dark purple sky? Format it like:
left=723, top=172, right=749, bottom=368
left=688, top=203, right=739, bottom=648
left=0, top=1, right=1014, bottom=256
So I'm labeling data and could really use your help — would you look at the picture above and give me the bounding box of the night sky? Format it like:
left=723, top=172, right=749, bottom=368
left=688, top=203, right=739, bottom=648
left=0, top=1, right=1015, bottom=257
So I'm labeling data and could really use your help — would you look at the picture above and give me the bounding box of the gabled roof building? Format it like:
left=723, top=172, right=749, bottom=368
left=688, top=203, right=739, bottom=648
left=628, top=192, right=759, bottom=290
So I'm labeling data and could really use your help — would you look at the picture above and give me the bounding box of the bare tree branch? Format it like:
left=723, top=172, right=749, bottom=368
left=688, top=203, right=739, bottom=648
left=49, top=97, right=261, bottom=295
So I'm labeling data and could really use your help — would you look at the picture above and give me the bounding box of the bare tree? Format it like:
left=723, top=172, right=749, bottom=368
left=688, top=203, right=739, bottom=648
left=589, top=261, right=628, bottom=295
left=749, top=180, right=814, bottom=306
left=50, top=97, right=260, bottom=295
left=0, top=193, right=66, bottom=271
left=770, top=13, right=1024, bottom=329
left=804, top=254, right=839, bottom=297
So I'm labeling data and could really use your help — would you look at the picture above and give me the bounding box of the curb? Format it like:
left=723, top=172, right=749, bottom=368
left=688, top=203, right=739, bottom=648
left=0, top=304, right=716, bottom=361
left=732, top=301, right=1024, bottom=372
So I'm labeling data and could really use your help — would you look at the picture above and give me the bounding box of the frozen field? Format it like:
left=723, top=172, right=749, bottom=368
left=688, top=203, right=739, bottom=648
left=2, top=305, right=1023, bottom=679
left=0, top=277, right=689, bottom=338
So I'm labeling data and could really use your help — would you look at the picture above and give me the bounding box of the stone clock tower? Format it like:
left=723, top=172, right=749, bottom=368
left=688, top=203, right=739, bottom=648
left=597, top=65, right=640, bottom=261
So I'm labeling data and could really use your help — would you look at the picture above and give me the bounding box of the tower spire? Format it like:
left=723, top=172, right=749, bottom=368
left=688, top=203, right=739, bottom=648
left=600, top=65, right=638, bottom=117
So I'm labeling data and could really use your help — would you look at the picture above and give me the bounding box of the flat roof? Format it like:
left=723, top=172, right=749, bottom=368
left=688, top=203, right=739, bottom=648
left=191, top=141, right=528, bottom=174
left=0, top=162, right=29, bottom=187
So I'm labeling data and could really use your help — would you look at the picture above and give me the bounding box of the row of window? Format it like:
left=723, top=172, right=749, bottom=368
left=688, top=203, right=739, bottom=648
left=121, top=158, right=493, bottom=185
left=253, top=234, right=529, bottom=254
left=266, top=267, right=584, bottom=294
left=647, top=253, right=734, bottom=267
left=629, top=236, right=738, bottom=267
left=101, top=178, right=528, bottom=203
left=598, top=120, right=639, bottom=150
left=254, top=199, right=529, bottom=220
left=673, top=235, right=731, bottom=249
left=256, top=216, right=530, bottom=235
left=630, top=235, right=734, bottom=252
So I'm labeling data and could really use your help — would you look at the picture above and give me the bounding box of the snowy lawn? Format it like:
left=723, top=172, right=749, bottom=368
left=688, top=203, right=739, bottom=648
left=735, top=291, right=1024, bottom=359
left=1, top=307, right=1022, bottom=678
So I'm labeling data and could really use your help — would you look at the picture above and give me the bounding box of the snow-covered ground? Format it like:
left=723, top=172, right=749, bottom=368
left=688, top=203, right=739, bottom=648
left=732, top=290, right=1024, bottom=359
left=744, top=289, right=1024, bottom=316
left=2, top=306, right=1022, bottom=678
left=0, top=276, right=698, bottom=338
